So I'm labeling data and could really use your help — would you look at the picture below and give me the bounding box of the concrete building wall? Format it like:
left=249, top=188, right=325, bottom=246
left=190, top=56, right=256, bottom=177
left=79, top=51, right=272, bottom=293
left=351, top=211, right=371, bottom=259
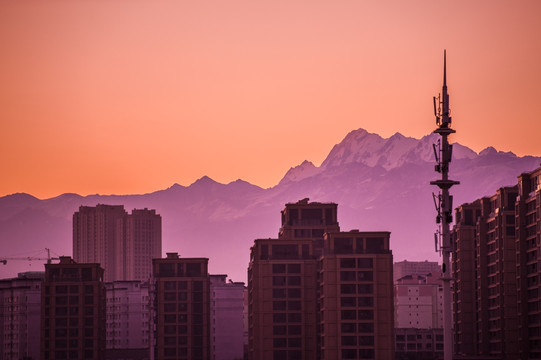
left=0, top=272, right=44, bottom=360
left=153, top=253, right=211, bottom=360
left=41, top=257, right=106, bottom=360
left=73, top=205, right=161, bottom=283
left=319, top=231, right=394, bottom=360
left=210, top=275, right=245, bottom=360
left=105, top=280, right=151, bottom=358
left=395, top=273, right=443, bottom=329
left=452, top=186, right=520, bottom=358
left=248, top=200, right=395, bottom=360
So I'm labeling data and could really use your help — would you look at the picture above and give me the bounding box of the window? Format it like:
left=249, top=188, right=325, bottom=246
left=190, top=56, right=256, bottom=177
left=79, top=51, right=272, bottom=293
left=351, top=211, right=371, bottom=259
left=358, top=322, right=374, bottom=333
left=288, top=288, right=301, bottom=298
left=357, top=271, right=373, bottom=281
left=273, top=289, right=286, bottom=298
left=272, top=264, right=286, bottom=274
left=164, top=281, right=176, bottom=290
left=358, top=284, right=374, bottom=294
left=358, top=336, right=374, bottom=346
left=272, top=245, right=299, bottom=259
left=358, top=297, right=374, bottom=307
left=335, top=238, right=353, bottom=254
left=273, top=338, right=287, bottom=347
left=340, top=258, right=356, bottom=268
left=340, top=271, right=356, bottom=281
left=341, top=297, right=356, bottom=307
left=357, top=258, right=373, bottom=269
left=158, top=263, right=175, bottom=277
left=341, top=284, right=356, bottom=294
left=341, top=310, right=356, bottom=320
left=273, top=313, right=286, bottom=323
left=358, top=310, right=374, bottom=320
left=288, top=325, right=302, bottom=335
left=366, top=237, right=384, bottom=253
left=288, top=264, right=301, bottom=273
left=288, top=301, right=301, bottom=310
left=288, top=313, right=302, bottom=323
left=288, top=276, right=301, bottom=286
left=186, top=263, right=202, bottom=277
left=341, top=323, right=356, bottom=333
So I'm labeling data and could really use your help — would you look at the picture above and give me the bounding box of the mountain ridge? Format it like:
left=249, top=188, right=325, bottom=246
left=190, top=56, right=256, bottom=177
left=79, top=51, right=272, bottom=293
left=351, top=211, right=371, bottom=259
left=1, top=127, right=540, bottom=282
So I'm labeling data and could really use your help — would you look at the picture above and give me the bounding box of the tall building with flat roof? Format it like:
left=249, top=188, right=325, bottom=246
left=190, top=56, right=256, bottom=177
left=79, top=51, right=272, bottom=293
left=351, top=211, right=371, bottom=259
left=41, top=256, right=106, bottom=360
left=452, top=186, right=519, bottom=358
left=73, top=205, right=161, bottom=282
left=248, top=199, right=394, bottom=360
left=0, top=272, right=44, bottom=360
left=210, top=274, right=245, bottom=360
left=105, top=281, right=151, bottom=359
left=516, top=167, right=541, bottom=359
left=249, top=199, right=340, bottom=360
left=152, top=253, right=210, bottom=360
left=319, top=230, right=394, bottom=360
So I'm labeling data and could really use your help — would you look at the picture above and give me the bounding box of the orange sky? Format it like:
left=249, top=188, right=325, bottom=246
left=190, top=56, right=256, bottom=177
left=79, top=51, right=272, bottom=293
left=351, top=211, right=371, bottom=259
left=1, top=0, right=540, bottom=199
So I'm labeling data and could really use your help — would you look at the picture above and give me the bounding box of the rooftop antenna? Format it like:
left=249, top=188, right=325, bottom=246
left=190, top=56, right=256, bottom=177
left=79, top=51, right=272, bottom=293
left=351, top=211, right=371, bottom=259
left=430, top=50, right=459, bottom=360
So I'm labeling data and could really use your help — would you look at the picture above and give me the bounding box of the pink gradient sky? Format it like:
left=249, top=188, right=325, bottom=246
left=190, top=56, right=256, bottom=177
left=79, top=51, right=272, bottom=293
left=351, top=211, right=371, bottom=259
left=1, top=1, right=540, bottom=199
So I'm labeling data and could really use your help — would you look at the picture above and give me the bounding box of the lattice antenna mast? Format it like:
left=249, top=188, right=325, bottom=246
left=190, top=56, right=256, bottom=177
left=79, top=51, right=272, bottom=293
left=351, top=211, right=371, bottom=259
left=430, top=50, right=459, bottom=360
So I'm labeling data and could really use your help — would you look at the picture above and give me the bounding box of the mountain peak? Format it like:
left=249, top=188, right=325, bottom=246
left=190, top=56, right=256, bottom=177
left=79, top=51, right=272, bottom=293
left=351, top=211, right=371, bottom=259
left=191, top=176, right=220, bottom=187
left=479, top=147, right=498, bottom=156
left=279, top=160, right=320, bottom=185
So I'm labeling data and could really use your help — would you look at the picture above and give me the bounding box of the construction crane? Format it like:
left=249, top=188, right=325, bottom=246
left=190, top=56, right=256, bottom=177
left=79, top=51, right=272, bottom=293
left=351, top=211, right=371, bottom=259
left=1, top=248, right=60, bottom=265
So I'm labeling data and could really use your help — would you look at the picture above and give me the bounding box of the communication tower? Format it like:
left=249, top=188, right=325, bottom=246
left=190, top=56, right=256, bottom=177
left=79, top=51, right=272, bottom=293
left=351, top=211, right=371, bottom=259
left=430, top=50, right=459, bottom=360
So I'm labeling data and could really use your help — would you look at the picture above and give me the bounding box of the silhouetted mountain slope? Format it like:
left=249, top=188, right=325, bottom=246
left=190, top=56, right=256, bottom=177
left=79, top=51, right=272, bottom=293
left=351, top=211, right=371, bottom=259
left=1, top=128, right=540, bottom=282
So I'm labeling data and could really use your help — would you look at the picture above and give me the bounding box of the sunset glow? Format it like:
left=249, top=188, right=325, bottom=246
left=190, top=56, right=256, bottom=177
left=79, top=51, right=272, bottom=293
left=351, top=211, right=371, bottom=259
left=1, top=0, right=540, bottom=198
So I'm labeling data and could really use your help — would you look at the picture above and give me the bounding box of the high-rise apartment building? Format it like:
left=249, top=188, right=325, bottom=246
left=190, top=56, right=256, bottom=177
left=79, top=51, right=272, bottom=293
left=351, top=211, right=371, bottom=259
left=73, top=205, right=161, bottom=282
left=248, top=199, right=340, bottom=360
left=516, top=168, right=541, bottom=359
left=319, top=230, right=394, bottom=360
left=105, top=281, right=151, bottom=359
left=452, top=186, right=519, bottom=358
left=0, top=272, right=44, bottom=360
left=41, top=256, right=106, bottom=360
left=152, top=253, right=211, bottom=360
left=209, top=274, right=245, bottom=360
left=248, top=199, right=394, bottom=360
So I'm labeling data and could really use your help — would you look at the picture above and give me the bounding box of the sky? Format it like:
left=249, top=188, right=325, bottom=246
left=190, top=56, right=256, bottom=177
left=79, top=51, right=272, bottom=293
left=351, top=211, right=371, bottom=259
left=1, top=0, right=540, bottom=199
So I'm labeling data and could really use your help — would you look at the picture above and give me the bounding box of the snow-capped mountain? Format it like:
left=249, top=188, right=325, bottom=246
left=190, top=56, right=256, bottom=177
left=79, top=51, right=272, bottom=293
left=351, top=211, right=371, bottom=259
left=1, top=128, right=540, bottom=283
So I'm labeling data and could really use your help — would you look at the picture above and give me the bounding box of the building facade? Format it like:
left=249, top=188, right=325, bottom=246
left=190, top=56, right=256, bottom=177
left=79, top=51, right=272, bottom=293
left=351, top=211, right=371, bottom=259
left=105, top=281, right=151, bottom=360
left=152, top=253, right=211, bottom=360
left=209, top=275, right=245, bottom=360
left=395, top=328, right=444, bottom=359
left=395, top=272, right=443, bottom=329
left=452, top=186, right=520, bottom=358
left=248, top=199, right=394, bottom=360
left=0, top=272, right=44, bottom=360
left=73, top=205, right=161, bottom=282
left=319, top=230, right=394, bottom=360
left=516, top=168, right=541, bottom=359
left=41, top=257, right=106, bottom=360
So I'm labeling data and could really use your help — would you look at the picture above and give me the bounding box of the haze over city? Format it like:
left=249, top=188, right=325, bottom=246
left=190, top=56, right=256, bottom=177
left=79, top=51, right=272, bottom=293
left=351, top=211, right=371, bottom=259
left=1, top=0, right=541, bottom=199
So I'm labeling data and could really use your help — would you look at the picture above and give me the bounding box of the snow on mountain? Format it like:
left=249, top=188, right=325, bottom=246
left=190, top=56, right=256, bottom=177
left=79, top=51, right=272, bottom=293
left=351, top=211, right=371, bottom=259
left=279, top=160, right=321, bottom=185
left=1, top=127, right=541, bottom=283
left=321, top=129, right=476, bottom=172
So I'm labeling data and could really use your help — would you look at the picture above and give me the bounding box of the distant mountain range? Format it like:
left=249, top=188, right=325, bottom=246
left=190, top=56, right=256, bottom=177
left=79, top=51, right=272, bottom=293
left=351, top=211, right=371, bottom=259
left=1, top=128, right=540, bottom=282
